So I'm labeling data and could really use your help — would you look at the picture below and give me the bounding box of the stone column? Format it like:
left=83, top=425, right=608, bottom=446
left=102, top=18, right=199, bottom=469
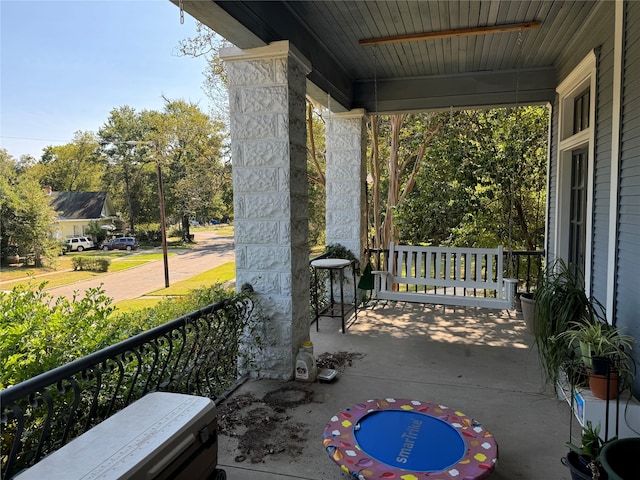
left=221, top=41, right=311, bottom=380
left=325, top=110, right=368, bottom=261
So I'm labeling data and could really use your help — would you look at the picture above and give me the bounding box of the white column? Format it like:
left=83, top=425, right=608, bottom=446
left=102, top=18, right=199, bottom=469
left=325, top=109, right=368, bottom=261
left=221, top=41, right=311, bottom=379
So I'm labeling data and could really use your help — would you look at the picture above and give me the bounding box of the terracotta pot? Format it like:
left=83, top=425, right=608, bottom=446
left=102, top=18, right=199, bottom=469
left=589, top=370, right=619, bottom=400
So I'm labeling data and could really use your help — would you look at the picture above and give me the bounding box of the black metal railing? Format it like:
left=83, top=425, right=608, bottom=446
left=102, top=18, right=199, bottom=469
left=505, top=250, right=545, bottom=293
left=365, top=247, right=544, bottom=296
left=0, top=292, right=254, bottom=479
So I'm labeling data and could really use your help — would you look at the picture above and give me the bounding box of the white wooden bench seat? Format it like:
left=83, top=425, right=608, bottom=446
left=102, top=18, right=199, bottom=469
left=372, top=243, right=518, bottom=310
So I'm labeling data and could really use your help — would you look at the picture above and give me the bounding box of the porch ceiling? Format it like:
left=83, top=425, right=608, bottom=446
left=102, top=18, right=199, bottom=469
left=174, top=0, right=600, bottom=113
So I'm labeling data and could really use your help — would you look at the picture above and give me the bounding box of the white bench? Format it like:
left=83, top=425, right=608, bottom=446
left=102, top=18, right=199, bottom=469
left=372, top=243, right=518, bottom=310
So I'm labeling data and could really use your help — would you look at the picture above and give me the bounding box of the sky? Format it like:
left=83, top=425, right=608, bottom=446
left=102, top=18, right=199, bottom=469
left=0, top=0, right=210, bottom=159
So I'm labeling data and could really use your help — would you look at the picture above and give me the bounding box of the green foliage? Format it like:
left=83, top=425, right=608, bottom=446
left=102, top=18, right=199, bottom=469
left=86, top=220, right=107, bottom=244
left=323, top=243, right=357, bottom=261
left=0, top=283, right=117, bottom=388
left=394, top=107, right=548, bottom=249
left=0, top=173, right=60, bottom=267
left=0, top=283, right=239, bottom=388
left=71, top=256, right=111, bottom=272
left=555, top=318, right=636, bottom=385
left=33, top=131, right=104, bottom=191
left=96, top=101, right=229, bottom=237
left=534, top=259, right=596, bottom=386
left=135, top=223, right=163, bottom=243
left=566, top=420, right=615, bottom=474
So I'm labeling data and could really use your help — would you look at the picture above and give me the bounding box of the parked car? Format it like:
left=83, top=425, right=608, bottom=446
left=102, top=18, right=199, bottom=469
left=65, top=237, right=94, bottom=252
left=101, top=237, right=139, bottom=251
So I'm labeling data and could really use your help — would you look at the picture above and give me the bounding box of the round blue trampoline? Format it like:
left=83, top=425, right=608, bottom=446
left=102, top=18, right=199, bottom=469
left=322, top=398, right=498, bottom=479
left=354, top=410, right=465, bottom=472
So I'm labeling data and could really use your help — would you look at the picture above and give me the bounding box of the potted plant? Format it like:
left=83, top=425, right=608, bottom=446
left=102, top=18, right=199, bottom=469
left=556, top=319, right=635, bottom=400
left=563, top=420, right=613, bottom=480
left=533, top=259, right=594, bottom=386
left=600, top=437, right=640, bottom=479
left=520, top=291, right=537, bottom=333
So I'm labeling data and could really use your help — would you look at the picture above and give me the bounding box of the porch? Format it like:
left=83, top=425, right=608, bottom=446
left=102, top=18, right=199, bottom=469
left=218, top=302, right=572, bottom=479
left=1, top=294, right=576, bottom=479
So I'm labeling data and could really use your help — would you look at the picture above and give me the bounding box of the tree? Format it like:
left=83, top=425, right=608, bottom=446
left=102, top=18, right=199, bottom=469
left=98, top=106, right=153, bottom=232
left=394, top=107, right=548, bottom=249
left=369, top=112, right=449, bottom=250
left=306, top=101, right=327, bottom=246
left=31, top=131, right=103, bottom=191
left=176, top=22, right=228, bottom=120
left=1, top=175, right=59, bottom=267
left=148, top=99, right=227, bottom=241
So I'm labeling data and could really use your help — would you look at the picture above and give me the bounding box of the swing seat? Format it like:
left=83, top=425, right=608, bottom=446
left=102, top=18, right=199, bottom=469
left=372, top=242, right=518, bottom=309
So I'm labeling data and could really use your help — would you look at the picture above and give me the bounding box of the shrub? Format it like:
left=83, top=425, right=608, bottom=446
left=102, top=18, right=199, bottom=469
left=0, top=282, right=238, bottom=388
left=72, top=256, right=111, bottom=272
left=0, top=283, right=118, bottom=388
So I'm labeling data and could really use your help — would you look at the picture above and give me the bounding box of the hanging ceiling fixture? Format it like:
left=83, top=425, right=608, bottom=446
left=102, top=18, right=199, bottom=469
left=359, top=21, right=541, bottom=46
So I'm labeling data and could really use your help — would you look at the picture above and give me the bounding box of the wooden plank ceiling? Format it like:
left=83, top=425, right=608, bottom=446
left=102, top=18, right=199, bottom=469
left=177, top=1, right=600, bottom=113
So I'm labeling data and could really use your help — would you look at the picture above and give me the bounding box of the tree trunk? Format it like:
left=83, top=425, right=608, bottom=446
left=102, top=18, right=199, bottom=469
left=182, top=215, right=191, bottom=242
left=370, top=116, right=382, bottom=251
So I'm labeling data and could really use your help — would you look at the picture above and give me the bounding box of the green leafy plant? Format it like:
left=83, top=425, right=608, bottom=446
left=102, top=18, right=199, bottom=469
left=533, top=259, right=595, bottom=386
left=555, top=319, right=636, bottom=398
left=566, top=420, right=614, bottom=478
left=323, top=243, right=359, bottom=273
left=323, top=243, right=357, bottom=261
left=556, top=320, right=635, bottom=369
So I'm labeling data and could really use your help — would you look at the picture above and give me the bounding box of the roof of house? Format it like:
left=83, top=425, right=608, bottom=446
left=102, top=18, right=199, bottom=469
left=49, top=192, right=110, bottom=220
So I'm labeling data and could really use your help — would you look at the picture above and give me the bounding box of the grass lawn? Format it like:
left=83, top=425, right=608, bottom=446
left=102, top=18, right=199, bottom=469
left=1, top=271, right=104, bottom=290
left=147, top=261, right=236, bottom=296
left=0, top=251, right=177, bottom=288
left=113, top=261, right=236, bottom=312
left=113, top=297, right=166, bottom=313
left=191, top=225, right=234, bottom=236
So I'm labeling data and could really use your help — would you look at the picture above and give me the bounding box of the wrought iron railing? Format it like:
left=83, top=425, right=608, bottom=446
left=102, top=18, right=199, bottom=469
left=505, top=250, right=545, bottom=293
left=0, top=292, right=254, bottom=479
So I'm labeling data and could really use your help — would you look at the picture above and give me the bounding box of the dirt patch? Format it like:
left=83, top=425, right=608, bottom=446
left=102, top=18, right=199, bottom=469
left=217, top=385, right=314, bottom=464
left=218, top=353, right=363, bottom=464
left=263, top=385, right=314, bottom=411
left=316, top=351, right=365, bottom=371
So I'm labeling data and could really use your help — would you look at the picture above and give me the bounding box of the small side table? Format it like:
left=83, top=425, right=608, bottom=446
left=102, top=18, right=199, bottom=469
left=310, top=258, right=357, bottom=333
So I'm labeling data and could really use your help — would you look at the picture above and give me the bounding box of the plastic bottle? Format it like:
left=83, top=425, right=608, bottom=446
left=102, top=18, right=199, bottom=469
left=295, top=341, right=318, bottom=382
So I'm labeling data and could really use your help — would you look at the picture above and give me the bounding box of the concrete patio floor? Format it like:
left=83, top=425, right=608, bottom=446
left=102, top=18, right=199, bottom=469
left=216, top=301, right=576, bottom=479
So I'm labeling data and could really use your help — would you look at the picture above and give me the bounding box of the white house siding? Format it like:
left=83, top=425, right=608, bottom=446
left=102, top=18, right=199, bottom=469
left=617, top=1, right=640, bottom=388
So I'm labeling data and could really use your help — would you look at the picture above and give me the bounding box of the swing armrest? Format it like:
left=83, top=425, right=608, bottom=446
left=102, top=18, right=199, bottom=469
left=371, top=270, right=392, bottom=292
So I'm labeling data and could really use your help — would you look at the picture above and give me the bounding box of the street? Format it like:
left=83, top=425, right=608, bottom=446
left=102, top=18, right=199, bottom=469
left=45, top=231, right=235, bottom=303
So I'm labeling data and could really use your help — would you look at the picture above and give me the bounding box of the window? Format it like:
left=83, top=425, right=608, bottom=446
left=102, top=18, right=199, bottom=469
left=569, top=150, right=588, bottom=280
left=573, top=89, right=590, bottom=134
left=554, top=51, right=596, bottom=292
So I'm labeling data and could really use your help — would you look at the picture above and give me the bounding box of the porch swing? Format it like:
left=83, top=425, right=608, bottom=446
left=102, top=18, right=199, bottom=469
left=366, top=33, right=531, bottom=310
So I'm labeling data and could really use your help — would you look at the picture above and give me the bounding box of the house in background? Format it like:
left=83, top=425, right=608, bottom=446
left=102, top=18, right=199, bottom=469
left=46, top=188, right=119, bottom=240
